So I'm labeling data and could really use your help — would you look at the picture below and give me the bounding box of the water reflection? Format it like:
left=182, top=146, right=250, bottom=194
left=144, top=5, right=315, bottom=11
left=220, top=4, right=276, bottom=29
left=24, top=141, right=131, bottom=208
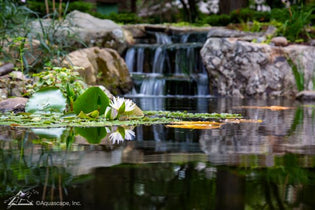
left=1, top=98, right=315, bottom=209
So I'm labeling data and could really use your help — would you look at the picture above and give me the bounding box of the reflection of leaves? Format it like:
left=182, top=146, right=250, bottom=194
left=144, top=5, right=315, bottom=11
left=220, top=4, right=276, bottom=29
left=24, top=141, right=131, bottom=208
left=75, top=127, right=108, bottom=144
left=287, top=107, right=303, bottom=136
left=73, top=87, right=109, bottom=115
left=25, top=87, right=67, bottom=113
left=32, top=128, right=66, bottom=139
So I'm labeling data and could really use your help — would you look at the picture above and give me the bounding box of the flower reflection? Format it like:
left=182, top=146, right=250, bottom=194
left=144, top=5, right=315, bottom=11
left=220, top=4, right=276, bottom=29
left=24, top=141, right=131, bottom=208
left=107, top=126, right=135, bottom=144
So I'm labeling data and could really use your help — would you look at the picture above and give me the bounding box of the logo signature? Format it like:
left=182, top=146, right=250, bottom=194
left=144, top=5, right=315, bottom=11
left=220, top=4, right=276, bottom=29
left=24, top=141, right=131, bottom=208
left=4, top=189, right=39, bottom=209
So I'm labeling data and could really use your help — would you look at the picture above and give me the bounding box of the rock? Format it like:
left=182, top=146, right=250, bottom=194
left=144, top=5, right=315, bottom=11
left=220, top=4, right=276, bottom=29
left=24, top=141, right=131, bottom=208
left=0, top=97, right=28, bottom=113
left=30, top=11, right=128, bottom=54
left=296, top=91, right=315, bottom=100
left=271, top=37, right=288, bottom=47
left=207, top=27, right=264, bottom=41
left=0, top=71, right=32, bottom=99
left=309, top=39, right=315, bottom=46
left=201, top=37, right=315, bottom=98
left=63, top=47, right=132, bottom=95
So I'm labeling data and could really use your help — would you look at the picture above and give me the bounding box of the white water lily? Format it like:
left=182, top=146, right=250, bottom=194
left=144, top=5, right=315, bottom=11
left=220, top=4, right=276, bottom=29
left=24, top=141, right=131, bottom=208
left=124, top=129, right=135, bottom=140
left=110, top=97, right=125, bottom=111
left=109, top=97, right=136, bottom=115
left=124, top=99, right=136, bottom=112
left=104, top=106, right=118, bottom=120
left=109, top=131, right=124, bottom=144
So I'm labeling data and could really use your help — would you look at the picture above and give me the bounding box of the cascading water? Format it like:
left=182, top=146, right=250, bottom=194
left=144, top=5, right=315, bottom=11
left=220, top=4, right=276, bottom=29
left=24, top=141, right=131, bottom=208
left=124, top=30, right=209, bottom=97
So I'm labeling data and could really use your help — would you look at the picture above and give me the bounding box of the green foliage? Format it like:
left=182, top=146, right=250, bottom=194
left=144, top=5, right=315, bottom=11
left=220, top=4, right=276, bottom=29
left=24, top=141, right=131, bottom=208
left=287, top=57, right=304, bottom=91
left=0, top=0, right=31, bottom=71
left=25, top=87, right=67, bottom=113
left=0, top=0, right=86, bottom=72
left=29, top=11, right=86, bottom=71
left=26, top=0, right=95, bottom=17
left=230, top=8, right=271, bottom=23
left=73, top=87, right=110, bottom=115
left=278, top=5, right=315, bottom=42
left=203, top=14, right=231, bottom=26
left=28, top=66, right=86, bottom=110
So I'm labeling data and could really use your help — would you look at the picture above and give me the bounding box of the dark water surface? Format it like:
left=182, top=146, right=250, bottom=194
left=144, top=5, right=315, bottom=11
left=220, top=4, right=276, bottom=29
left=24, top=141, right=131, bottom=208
left=1, top=97, right=315, bottom=210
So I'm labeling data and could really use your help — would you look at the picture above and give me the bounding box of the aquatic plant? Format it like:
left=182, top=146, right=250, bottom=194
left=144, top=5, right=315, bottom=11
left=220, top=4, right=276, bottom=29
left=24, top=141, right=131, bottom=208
left=105, top=97, right=136, bottom=120
left=73, top=86, right=109, bottom=115
left=25, top=87, right=66, bottom=113
left=28, top=66, right=87, bottom=110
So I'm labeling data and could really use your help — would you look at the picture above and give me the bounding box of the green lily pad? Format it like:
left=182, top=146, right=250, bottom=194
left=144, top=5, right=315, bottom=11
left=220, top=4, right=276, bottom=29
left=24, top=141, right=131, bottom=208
left=73, top=87, right=109, bottom=115
left=25, top=87, right=67, bottom=113
left=75, top=127, right=108, bottom=144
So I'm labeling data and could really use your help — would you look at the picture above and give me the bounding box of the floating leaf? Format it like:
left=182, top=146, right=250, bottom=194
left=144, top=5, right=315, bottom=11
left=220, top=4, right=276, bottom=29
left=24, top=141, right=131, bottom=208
left=25, top=87, right=67, bottom=113
left=75, top=127, right=108, bottom=144
left=225, top=119, right=263, bottom=123
left=233, top=106, right=293, bottom=111
left=166, top=121, right=224, bottom=129
left=73, top=87, right=109, bottom=115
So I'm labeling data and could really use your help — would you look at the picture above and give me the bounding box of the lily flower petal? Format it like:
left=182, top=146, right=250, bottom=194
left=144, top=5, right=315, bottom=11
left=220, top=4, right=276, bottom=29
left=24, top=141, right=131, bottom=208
left=124, top=129, right=135, bottom=140
left=110, top=97, right=125, bottom=111
left=125, top=99, right=136, bottom=112
left=109, top=131, right=124, bottom=144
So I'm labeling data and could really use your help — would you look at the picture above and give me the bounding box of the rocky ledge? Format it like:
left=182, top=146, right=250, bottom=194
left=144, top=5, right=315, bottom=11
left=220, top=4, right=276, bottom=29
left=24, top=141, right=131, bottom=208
left=201, top=28, right=315, bottom=98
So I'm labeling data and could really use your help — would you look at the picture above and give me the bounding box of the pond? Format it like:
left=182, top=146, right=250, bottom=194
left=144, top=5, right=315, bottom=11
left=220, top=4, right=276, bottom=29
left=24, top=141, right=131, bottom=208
left=1, top=97, right=315, bottom=209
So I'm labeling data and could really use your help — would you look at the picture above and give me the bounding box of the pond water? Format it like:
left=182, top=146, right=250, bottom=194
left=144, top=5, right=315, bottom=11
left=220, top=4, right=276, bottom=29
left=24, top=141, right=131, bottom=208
left=1, top=97, right=315, bottom=209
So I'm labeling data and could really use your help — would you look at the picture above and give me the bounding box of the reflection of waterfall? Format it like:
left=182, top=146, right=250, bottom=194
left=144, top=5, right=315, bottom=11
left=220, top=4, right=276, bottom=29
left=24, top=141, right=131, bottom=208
left=124, top=31, right=210, bottom=97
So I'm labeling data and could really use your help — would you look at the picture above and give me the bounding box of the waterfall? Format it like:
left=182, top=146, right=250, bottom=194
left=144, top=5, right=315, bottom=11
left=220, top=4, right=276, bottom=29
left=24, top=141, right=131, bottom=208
left=155, top=32, right=172, bottom=44
left=125, top=48, right=136, bottom=73
left=124, top=31, right=210, bottom=97
left=152, top=47, right=165, bottom=74
left=180, top=34, right=190, bottom=43
left=140, top=77, right=165, bottom=96
left=137, top=47, right=144, bottom=73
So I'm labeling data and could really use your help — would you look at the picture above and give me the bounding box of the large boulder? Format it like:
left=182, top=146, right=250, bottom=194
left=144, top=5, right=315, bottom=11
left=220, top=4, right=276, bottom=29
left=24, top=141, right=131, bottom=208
left=201, top=30, right=315, bottom=98
left=64, top=47, right=133, bottom=95
left=30, top=10, right=128, bottom=54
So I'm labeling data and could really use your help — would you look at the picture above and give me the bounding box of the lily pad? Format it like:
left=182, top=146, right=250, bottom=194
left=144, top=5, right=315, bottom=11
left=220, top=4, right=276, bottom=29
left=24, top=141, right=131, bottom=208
left=73, top=87, right=109, bottom=115
left=25, top=87, right=67, bottom=113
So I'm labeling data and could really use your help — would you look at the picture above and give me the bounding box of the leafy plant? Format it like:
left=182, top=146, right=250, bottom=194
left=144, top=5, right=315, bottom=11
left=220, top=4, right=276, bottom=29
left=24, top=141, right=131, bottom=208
left=287, top=56, right=304, bottom=91
left=278, top=5, right=315, bottom=42
left=73, top=87, right=110, bottom=115
left=28, top=66, right=87, bottom=110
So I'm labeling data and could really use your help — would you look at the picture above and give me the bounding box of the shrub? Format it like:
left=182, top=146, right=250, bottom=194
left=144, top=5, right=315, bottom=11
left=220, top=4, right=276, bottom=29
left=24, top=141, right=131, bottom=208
left=203, top=14, right=231, bottom=26
left=26, top=0, right=95, bottom=17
